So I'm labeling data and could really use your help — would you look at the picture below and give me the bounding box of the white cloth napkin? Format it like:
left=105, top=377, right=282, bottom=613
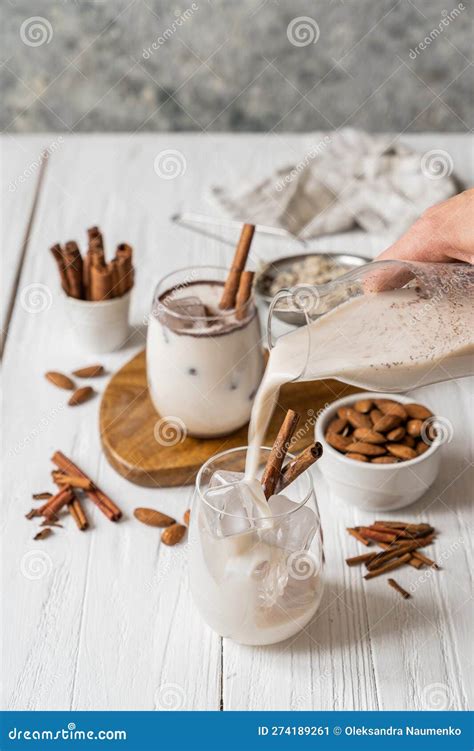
left=211, top=129, right=458, bottom=239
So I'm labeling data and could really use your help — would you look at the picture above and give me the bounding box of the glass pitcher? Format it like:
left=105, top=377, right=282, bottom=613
left=267, top=260, right=473, bottom=392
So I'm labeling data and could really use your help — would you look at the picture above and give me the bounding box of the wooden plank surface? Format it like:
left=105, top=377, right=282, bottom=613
left=2, top=132, right=473, bottom=712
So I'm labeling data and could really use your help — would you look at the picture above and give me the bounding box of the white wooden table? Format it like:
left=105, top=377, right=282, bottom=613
left=2, top=133, right=473, bottom=712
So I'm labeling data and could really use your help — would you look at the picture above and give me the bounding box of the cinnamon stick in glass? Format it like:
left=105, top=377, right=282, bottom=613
left=277, top=442, right=323, bottom=492
left=261, top=409, right=300, bottom=499
left=220, top=223, right=255, bottom=309
left=235, top=271, right=255, bottom=321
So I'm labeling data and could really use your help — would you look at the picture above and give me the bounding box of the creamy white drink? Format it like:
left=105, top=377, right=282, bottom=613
left=147, top=275, right=264, bottom=438
left=246, top=286, right=474, bottom=478
left=189, top=453, right=323, bottom=645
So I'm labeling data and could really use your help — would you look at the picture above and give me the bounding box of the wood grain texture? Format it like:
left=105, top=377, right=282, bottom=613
left=100, top=349, right=360, bottom=487
left=3, top=133, right=473, bottom=713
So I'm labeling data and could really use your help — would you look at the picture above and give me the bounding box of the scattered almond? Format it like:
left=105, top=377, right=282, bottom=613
left=34, top=528, right=53, bottom=540
left=45, top=371, right=75, bottom=390
left=68, top=386, right=95, bottom=406
left=354, top=399, right=372, bottom=414
left=161, top=523, right=186, bottom=546
left=346, top=453, right=368, bottom=462
left=183, top=509, right=191, bottom=526
left=386, top=443, right=417, bottom=460
left=405, top=403, right=433, bottom=420
left=72, top=364, right=105, bottom=378
left=134, top=508, right=176, bottom=527
left=353, top=428, right=386, bottom=445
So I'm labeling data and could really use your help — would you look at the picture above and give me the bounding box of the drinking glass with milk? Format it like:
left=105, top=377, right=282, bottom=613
left=189, top=445, right=324, bottom=645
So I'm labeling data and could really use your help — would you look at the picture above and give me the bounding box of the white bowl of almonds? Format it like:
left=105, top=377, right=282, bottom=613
left=315, top=393, right=443, bottom=511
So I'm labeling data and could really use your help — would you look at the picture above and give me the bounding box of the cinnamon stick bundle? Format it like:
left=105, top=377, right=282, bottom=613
left=220, top=224, right=255, bottom=309
left=51, top=451, right=121, bottom=521
left=261, top=409, right=300, bottom=499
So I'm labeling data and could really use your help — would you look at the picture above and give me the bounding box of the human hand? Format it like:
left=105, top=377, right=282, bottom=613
left=376, top=188, right=474, bottom=265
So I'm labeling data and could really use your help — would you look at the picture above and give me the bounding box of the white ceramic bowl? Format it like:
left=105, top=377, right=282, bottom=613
left=315, top=392, right=442, bottom=511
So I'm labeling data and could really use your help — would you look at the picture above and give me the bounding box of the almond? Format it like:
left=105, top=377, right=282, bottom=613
left=386, top=443, right=417, bottom=460
left=68, top=386, right=95, bottom=406
left=72, top=364, right=105, bottom=378
left=370, top=408, right=384, bottom=425
left=386, top=426, right=405, bottom=442
left=353, top=428, right=386, bottom=444
left=371, top=456, right=399, bottom=464
left=372, top=413, right=402, bottom=432
left=406, top=418, right=423, bottom=437
left=134, top=508, right=176, bottom=527
left=346, top=442, right=386, bottom=456
left=354, top=399, right=373, bottom=414
left=374, top=399, right=408, bottom=420
left=345, top=408, right=372, bottom=429
left=161, top=523, right=186, bottom=546
left=402, top=435, right=416, bottom=448
left=405, top=403, right=433, bottom=420
left=183, top=509, right=191, bottom=526
left=325, top=432, right=352, bottom=452
left=45, top=371, right=75, bottom=390
left=326, top=417, right=347, bottom=434
left=337, top=407, right=352, bottom=421
left=416, top=441, right=430, bottom=455
left=346, top=452, right=369, bottom=462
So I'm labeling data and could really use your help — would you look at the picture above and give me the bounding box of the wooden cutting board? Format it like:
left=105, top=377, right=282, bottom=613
left=99, top=349, right=361, bottom=487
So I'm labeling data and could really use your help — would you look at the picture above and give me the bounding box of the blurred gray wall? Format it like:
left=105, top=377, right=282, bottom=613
left=3, top=0, right=472, bottom=133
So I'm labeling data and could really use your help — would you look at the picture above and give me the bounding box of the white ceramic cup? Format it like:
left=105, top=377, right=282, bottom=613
left=315, top=392, right=442, bottom=512
left=64, top=291, right=131, bottom=353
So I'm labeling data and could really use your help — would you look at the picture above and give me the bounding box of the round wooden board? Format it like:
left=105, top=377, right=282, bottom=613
left=100, top=349, right=361, bottom=487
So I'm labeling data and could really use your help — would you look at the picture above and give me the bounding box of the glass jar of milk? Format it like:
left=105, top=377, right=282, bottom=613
left=189, top=446, right=324, bottom=645
left=146, top=266, right=264, bottom=438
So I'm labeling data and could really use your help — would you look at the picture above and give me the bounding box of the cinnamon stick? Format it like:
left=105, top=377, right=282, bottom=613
left=278, top=442, right=323, bottom=492
left=50, top=244, right=69, bottom=293
left=366, top=542, right=420, bottom=570
left=89, top=263, right=114, bottom=301
left=364, top=552, right=412, bottom=580
left=220, top=223, right=255, bottom=309
left=115, top=243, right=134, bottom=295
left=52, top=470, right=93, bottom=490
left=261, top=409, right=300, bottom=499
left=346, top=552, right=377, bottom=567
left=68, top=496, right=89, bottom=531
left=63, top=241, right=84, bottom=299
left=357, top=527, right=398, bottom=544
left=51, top=451, right=121, bottom=521
left=235, top=271, right=255, bottom=321
left=347, top=528, right=371, bottom=546
left=36, top=487, right=75, bottom=518
left=388, top=578, right=411, bottom=599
